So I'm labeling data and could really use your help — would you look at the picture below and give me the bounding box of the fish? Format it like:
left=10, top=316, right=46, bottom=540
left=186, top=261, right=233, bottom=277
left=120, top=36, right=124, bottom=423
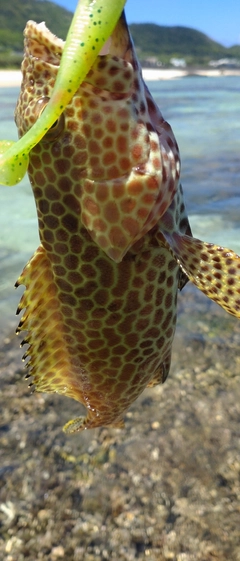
left=11, top=10, right=240, bottom=433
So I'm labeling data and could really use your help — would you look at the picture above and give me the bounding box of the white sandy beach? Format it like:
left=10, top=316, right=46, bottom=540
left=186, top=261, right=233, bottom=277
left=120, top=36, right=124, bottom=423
left=142, top=67, right=240, bottom=80
left=0, top=70, right=22, bottom=87
left=0, top=67, right=240, bottom=88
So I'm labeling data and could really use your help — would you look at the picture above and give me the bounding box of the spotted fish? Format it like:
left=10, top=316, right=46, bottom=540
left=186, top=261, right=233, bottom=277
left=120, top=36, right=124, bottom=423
left=9, top=10, right=240, bottom=432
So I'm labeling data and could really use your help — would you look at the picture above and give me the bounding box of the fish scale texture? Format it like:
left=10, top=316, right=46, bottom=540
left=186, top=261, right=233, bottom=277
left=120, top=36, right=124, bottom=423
left=16, top=225, right=179, bottom=430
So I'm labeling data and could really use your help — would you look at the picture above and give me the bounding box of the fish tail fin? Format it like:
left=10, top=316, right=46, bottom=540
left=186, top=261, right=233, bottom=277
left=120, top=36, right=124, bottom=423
left=63, top=417, right=87, bottom=434
left=161, top=231, right=240, bottom=318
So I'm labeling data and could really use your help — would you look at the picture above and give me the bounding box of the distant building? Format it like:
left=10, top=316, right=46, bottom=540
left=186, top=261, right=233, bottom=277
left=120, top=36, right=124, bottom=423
left=143, top=56, right=163, bottom=68
left=209, top=58, right=240, bottom=68
left=170, top=58, right=187, bottom=68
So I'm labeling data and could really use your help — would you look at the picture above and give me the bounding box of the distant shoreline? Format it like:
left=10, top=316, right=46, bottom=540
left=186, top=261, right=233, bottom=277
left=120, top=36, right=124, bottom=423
left=0, top=67, right=240, bottom=88
left=142, top=67, right=240, bottom=80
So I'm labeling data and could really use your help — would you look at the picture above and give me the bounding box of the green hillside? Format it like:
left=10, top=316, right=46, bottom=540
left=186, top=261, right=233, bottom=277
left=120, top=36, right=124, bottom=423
left=0, top=0, right=72, bottom=47
left=0, top=0, right=239, bottom=68
left=129, top=23, right=240, bottom=66
left=0, top=0, right=72, bottom=66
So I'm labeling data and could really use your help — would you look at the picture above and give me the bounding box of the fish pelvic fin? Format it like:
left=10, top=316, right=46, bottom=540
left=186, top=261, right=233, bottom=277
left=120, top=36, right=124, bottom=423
left=160, top=230, right=240, bottom=318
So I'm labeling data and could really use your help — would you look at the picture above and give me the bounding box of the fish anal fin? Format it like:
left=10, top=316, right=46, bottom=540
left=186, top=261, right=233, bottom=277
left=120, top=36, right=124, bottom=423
left=162, top=231, right=240, bottom=318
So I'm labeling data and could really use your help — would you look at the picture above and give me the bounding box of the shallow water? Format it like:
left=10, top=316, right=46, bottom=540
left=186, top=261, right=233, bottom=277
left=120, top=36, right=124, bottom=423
left=0, top=78, right=240, bottom=561
left=0, top=76, right=239, bottom=335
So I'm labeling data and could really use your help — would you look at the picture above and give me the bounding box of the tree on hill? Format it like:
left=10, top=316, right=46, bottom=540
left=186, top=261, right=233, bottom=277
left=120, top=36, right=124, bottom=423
left=0, top=0, right=72, bottom=52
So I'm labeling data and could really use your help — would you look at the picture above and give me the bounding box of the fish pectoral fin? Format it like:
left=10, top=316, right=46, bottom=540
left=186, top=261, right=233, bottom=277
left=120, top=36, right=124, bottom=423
left=161, top=230, right=240, bottom=318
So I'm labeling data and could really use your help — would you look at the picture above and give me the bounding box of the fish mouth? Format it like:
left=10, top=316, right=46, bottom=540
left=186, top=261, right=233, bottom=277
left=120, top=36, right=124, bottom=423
left=23, top=20, right=65, bottom=67
left=23, top=11, right=132, bottom=75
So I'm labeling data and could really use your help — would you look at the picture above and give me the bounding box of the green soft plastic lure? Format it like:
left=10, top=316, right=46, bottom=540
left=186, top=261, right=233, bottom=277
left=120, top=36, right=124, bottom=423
left=0, top=0, right=126, bottom=186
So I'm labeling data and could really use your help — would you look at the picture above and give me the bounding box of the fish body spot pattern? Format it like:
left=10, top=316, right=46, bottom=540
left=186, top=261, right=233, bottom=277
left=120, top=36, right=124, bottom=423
left=14, top=13, right=240, bottom=433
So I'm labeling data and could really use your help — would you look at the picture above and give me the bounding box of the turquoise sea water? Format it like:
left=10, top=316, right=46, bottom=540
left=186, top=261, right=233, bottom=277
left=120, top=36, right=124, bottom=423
left=0, top=76, right=239, bottom=336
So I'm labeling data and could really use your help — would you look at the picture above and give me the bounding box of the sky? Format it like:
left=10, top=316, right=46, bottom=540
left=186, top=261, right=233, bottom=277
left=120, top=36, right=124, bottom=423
left=52, top=0, right=240, bottom=47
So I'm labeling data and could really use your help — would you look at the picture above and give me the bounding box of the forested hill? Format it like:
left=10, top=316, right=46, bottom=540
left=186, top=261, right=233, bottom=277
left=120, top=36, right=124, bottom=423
left=0, top=0, right=72, bottom=51
left=0, top=0, right=239, bottom=67
left=130, top=23, right=240, bottom=65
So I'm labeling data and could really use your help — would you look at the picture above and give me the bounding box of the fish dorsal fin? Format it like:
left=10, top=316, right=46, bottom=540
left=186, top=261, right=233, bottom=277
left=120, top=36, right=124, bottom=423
left=161, top=230, right=240, bottom=318
left=16, top=245, right=85, bottom=402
